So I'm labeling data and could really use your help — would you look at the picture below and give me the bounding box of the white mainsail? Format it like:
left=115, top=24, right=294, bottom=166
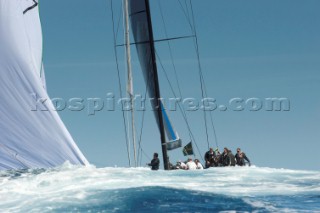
left=0, top=0, right=88, bottom=170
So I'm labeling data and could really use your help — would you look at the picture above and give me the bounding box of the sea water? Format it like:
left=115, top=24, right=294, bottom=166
left=0, top=163, right=319, bottom=212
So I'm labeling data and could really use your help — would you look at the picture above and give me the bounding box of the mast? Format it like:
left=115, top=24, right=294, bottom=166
left=144, top=0, right=169, bottom=170
left=124, top=0, right=137, bottom=167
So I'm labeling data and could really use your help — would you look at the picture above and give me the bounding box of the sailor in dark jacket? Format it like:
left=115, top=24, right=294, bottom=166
left=235, top=148, right=251, bottom=166
left=148, top=153, right=160, bottom=170
left=220, top=148, right=229, bottom=166
left=204, top=148, right=216, bottom=168
left=237, top=153, right=246, bottom=166
left=227, top=150, right=236, bottom=166
left=221, top=148, right=235, bottom=167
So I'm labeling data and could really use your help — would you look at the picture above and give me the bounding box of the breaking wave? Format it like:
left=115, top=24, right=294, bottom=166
left=1, top=163, right=319, bottom=212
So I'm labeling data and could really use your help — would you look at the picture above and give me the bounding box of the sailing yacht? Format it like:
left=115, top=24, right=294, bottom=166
left=116, top=0, right=214, bottom=170
left=122, top=0, right=184, bottom=170
left=0, top=0, right=215, bottom=170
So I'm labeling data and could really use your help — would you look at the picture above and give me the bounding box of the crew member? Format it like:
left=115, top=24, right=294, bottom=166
left=204, top=148, right=216, bottom=168
left=148, top=152, right=160, bottom=170
left=235, top=148, right=251, bottom=166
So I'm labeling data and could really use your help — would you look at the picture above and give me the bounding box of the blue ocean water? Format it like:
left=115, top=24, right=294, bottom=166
left=0, top=164, right=319, bottom=212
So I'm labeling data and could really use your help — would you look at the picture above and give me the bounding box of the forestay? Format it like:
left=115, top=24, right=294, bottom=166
left=0, top=0, right=88, bottom=170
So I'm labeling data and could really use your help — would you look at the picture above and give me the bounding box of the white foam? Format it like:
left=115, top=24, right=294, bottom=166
left=0, top=163, right=319, bottom=212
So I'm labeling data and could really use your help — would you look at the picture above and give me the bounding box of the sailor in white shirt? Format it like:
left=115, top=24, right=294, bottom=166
left=186, top=158, right=197, bottom=170
left=195, top=159, right=204, bottom=170
left=176, top=160, right=187, bottom=170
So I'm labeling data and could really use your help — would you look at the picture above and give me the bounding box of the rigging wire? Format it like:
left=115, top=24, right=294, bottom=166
left=179, top=0, right=210, bottom=150
left=137, top=108, right=145, bottom=166
left=157, top=1, right=184, bottom=104
left=177, top=0, right=212, bottom=150
left=155, top=51, right=204, bottom=162
left=190, top=0, right=219, bottom=148
left=157, top=1, right=192, bottom=143
left=177, top=0, right=193, bottom=33
left=157, top=0, right=203, bottom=159
left=110, top=0, right=131, bottom=167
left=155, top=0, right=220, bottom=158
left=115, top=0, right=123, bottom=39
left=188, top=0, right=219, bottom=149
left=137, top=70, right=151, bottom=166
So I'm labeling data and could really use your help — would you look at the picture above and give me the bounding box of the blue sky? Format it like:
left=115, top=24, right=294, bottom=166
left=40, top=0, right=320, bottom=170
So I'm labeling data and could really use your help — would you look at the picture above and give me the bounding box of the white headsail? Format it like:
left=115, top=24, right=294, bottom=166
left=0, top=0, right=88, bottom=170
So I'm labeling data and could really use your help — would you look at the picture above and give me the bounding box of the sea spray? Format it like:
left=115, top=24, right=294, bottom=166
left=1, top=163, right=319, bottom=212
